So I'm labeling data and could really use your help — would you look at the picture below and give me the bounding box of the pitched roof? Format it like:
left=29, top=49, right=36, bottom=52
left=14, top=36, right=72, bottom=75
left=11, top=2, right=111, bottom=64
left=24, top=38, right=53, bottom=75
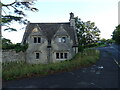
left=22, top=22, right=77, bottom=46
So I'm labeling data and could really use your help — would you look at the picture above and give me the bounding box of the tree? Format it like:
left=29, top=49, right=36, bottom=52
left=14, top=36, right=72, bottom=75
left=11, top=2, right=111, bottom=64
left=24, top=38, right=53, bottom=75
left=2, top=37, right=28, bottom=52
left=75, top=17, right=100, bottom=50
left=2, top=38, right=13, bottom=50
left=112, top=25, right=120, bottom=44
left=0, top=0, right=38, bottom=51
left=2, top=38, right=12, bottom=45
left=75, top=17, right=85, bottom=45
left=100, top=38, right=106, bottom=44
left=0, top=0, right=38, bottom=31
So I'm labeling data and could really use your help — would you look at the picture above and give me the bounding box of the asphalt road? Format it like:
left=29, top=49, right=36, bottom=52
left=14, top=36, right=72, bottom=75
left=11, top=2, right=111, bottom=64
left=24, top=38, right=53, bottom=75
left=2, top=44, right=119, bottom=89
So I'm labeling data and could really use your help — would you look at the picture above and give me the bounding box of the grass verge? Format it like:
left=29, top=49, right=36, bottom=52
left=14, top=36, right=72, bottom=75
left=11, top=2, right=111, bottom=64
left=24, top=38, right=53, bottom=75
left=2, top=49, right=100, bottom=81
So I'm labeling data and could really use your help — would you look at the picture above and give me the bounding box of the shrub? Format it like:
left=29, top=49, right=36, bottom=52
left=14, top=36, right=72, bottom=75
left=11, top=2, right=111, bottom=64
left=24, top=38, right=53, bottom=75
left=2, top=38, right=28, bottom=52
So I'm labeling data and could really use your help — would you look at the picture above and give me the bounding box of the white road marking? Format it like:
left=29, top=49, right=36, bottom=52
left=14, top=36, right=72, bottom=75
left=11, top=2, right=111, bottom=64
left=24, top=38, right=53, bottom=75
left=113, top=58, right=120, bottom=68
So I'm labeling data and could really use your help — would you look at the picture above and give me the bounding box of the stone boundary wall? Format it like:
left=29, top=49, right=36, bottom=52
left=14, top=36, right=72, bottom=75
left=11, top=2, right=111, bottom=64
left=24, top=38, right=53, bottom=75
left=2, top=50, right=25, bottom=63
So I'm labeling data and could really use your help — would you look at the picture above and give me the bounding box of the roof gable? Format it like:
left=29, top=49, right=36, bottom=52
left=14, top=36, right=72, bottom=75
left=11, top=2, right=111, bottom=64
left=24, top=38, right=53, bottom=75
left=30, top=24, right=45, bottom=36
left=53, top=24, right=69, bottom=37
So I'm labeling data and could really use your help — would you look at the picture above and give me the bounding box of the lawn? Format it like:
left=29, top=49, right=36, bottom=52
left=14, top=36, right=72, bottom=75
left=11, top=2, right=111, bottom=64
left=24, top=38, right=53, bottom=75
left=2, top=49, right=100, bottom=81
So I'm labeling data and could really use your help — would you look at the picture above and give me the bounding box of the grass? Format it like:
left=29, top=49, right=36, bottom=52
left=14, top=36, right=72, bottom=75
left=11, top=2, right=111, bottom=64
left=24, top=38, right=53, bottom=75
left=0, top=62, right=2, bottom=78
left=92, top=44, right=107, bottom=48
left=2, top=49, right=100, bottom=81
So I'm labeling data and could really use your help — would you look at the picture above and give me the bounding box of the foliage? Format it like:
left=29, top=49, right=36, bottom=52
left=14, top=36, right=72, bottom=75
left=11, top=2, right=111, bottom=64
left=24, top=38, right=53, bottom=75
left=2, top=38, right=28, bottom=52
left=100, top=38, right=106, bottom=44
left=1, top=0, right=38, bottom=31
left=2, top=38, right=13, bottom=49
left=2, top=49, right=100, bottom=80
left=106, top=39, right=115, bottom=45
left=75, top=17, right=101, bottom=51
left=14, top=43, right=28, bottom=52
left=112, top=25, right=120, bottom=44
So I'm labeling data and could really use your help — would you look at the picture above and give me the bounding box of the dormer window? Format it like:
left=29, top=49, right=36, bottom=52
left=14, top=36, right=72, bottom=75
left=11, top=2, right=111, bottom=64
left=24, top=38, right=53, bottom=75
left=62, top=37, right=66, bottom=43
left=34, top=37, right=37, bottom=43
left=38, top=37, right=41, bottom=43
left=34, top=37, right=41, bottom=43
left=58, top=37, right=66, bottom=43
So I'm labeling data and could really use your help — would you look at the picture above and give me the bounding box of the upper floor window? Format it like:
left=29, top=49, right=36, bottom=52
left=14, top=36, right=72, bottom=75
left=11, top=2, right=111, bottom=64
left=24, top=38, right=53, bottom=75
left=58, top=37, right=66, bottom=43
left=34, top=37, right=41, bottom=43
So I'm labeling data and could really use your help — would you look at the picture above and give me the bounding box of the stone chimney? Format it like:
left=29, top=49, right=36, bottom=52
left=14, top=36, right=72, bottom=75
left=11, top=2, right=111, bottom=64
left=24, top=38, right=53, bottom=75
left=69, top=12, right=75, bottom=27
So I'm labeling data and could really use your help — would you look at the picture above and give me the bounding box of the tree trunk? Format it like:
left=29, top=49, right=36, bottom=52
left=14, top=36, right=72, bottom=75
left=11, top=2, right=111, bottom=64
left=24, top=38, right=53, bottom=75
left=0, top=0, right=2, bottom=47
left=0, top=2, right=2, bottom=89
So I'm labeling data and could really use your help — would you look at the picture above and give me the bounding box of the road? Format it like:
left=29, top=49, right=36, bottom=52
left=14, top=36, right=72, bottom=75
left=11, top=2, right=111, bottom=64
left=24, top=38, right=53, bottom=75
left=109, top=44, right=120, bottom=66
left=100, top=44, right=120, bottom=67
left=2, top=44, right=119, bottom=89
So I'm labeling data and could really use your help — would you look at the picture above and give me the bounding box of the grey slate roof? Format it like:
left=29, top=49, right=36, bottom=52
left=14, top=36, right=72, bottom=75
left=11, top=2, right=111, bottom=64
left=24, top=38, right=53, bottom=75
left=22, top=22, right=77, bottom=46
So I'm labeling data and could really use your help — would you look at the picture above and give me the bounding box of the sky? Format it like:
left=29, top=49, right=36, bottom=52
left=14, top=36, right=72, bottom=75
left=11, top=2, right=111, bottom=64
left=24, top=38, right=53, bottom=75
left=1, top=0, right=119, bottom=43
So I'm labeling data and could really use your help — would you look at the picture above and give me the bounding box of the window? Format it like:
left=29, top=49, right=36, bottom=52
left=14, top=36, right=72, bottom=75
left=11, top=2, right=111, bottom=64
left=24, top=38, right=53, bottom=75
left=62, top=37, right=66, bottom=43
left=56, top=53, right=59, bottom=59
left=64, top=53, right=67, bottom=59
left=60, top=53, right=63, bottom=59
left=58, top=37, right=66, bottom=43
left=38, top=37, right=41, bottom=43
left=58, top=38, right=61, bottom=42
left=56, top=52, right=68, bottom=59
left=34, top=37, right=37, bottom=43
left=34, top=37, right=41, bottom=43
left=35, top=53, right=40, bottom=59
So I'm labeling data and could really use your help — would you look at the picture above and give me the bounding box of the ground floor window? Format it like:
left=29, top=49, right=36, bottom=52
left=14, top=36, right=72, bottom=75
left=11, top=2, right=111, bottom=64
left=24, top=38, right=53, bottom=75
left=56, top=52, right=68, bottom=59
left=35, top=52, right=40, bottom=59
left=64, top=53, right=67, bottom=58
left=56, top=53, right=59, bottom=59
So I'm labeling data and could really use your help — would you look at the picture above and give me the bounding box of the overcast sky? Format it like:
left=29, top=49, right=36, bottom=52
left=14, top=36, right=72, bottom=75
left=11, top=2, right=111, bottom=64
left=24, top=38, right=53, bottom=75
left=2, top=0, right=119, bottom=43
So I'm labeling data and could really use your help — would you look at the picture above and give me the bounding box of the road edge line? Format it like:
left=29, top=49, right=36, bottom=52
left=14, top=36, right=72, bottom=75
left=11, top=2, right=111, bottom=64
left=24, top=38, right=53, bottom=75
left=113, top=58, right=120, bottom=68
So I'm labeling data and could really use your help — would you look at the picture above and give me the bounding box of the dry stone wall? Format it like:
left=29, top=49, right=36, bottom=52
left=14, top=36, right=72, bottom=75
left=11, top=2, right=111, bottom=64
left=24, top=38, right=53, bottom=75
left=2, top=50, right=25, bottom=63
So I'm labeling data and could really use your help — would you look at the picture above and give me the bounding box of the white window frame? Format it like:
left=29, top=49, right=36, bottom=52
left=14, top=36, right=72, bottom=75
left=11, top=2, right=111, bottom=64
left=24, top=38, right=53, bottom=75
left=58, top=36, right=66, bottom=43
left=58, top=38, right=62, bottom=42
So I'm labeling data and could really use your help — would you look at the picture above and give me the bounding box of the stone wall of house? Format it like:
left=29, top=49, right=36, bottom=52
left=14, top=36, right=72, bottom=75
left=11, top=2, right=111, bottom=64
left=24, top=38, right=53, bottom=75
left=2, top=50, right=25, bottom=63
left=26, top=33, right=48, bottom=64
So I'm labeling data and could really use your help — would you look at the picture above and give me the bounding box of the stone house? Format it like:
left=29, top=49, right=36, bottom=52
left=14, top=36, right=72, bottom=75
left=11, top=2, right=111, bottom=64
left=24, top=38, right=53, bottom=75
left=21, top=12, right=78, bottom=64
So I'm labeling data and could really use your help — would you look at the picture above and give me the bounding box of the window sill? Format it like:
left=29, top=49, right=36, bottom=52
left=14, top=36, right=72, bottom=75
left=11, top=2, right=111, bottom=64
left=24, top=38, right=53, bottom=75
left=56, top=59, right=67, bottom=61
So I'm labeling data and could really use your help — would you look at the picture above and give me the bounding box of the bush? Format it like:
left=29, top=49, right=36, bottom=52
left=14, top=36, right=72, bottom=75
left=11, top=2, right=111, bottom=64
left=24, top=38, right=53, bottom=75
left=2, top=43, right=28, bottom=52
left=78, top=45, right=84, bottom=52
left=14, top=43, right=28, bottom=52
left=2, top=38, right=28, bottom=52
